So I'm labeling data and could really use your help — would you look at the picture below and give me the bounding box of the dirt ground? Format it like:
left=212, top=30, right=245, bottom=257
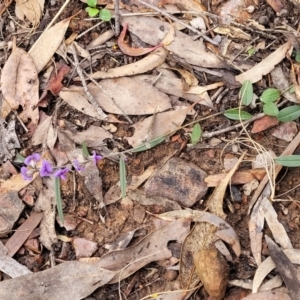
left=1, top=0, right=300, bottom=299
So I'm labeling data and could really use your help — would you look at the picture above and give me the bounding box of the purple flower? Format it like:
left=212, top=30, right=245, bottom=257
left=54, top=168, right=69, bottom=180
left=40, top=160, right=53, bottom=177
left=91, top=151, right=102, bottom=165
left=21, top=166, right=33, bottom=181
left=73, top=159, right=84, bottom=171
left=24, top=153, right=41, bottom=167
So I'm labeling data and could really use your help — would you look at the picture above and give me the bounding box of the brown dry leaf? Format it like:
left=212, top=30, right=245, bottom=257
left=0, top=261, right=116, bottom=300
left=272, top=122, right=298, bottom=142
left=121, top=16, right=226, bottom=68
left=213, top=26, right=251, bottom=40
left=126, top=108, right=188, bottom=148
left=133, top=74, right=212, bottom=107
left=167, top=67, right=198, bottom=87
left=251, top=115, right=279, bottom=133
left=59, top=87, right=104, bottom=120
left=62, top=125, right=112, bottom=148
left=15, top=0, right=44, bottom=26
left=47, top=64, right=71, bottom=95
left=97, top=220, right=190, bottom=283
left=154, top=210, right=240, bottom=256
left=88, top=77, right=171, bottom=115
left=34, top=177, right=57, bottom=250
left=266, top=0, right=285, bottom=12
left=159, top=0, right=206, bottom=13
left=265, top=235, right=300, bottom=300
left=262, top=197, right=293, bottom=249
left=89, top=47, right=167, bottom=79
left=186, top=82, right=224, bottom=96
left=271, top=66, right=298, bottom=103
left=1, top=47, right=39, bottom=124
left=5, top=212, right=43, bottom=257
left=253, top=248, right=300, bottom=293
left=205, top=169, right=266, bottom=187
left=0, top=241, right=32, bottom=278
left=235, top=41, right=292, bottom=83
left=249, top=197, right=265, bottom=266
left=29, top=17, right=71, bottom=73
left=243, top=291, right=292, bottom=300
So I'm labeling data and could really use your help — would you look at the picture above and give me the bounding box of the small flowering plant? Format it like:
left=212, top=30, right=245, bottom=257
left=19, top=146, right=103, bottom=223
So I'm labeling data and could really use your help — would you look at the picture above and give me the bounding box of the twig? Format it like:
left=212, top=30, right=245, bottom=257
left=76, top=21, right=104, bottom=40
left=70, top=44, right=108, bottom=120
left=215, top=88, right=229, bottom=104
left=137, top=0, right=220, bottom=46
left=45, top=0, right=71, bottom=31
left=202, top=113, right=265, bottom=138
left=114, top=0, right=120, bottom=36
left=70, top=58, right=133, bottom=124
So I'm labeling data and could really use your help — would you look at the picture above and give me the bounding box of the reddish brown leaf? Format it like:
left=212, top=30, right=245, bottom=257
left=251, top=115, right=278, bottom=133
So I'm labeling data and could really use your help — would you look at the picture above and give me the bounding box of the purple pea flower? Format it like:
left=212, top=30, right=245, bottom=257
left=91, top=151, right=102, bottom=165
left=40, top=160, right=53, bottom=177
left=54, top=168, right=69, bottom=180
left=21, top=166, right=33, bottom=181
left=24, top=153, right=41, bottom=167
left=73, top=159, right=84, bottom=171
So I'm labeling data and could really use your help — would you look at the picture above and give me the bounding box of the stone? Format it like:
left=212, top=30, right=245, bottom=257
left=144, top=157, right=208, bottom=207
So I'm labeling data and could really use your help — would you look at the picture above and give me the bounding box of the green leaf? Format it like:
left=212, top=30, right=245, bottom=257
left=99, top=9, right=111, bottom=21
left=85, top=7, right=99, bottom=17
left=87, top=0, right=97, bottom=7
left=296, top=51, right=300, bottom=63
left=131, top=136, right=165, bottom=153
left=277, top=105, right=300, bottom=122
left=191, top=123, right=202, bottom=145
left=55, top=177, right=64, bottom=223
left=224, top=108, right=252, bottom=120
left=240, top=80, right=253, bottom=106
left=263, top=102, right=279, bottom=116
left=260, top=88, right=280, bottom=103
left=275, top=155, right=300, bottom=167
left=14, top=153, right=25, bottom=163
left=119, top=157, right=126, bottom=199
left=81, top=141, right=90, bottom=158
left=247, top=48, right=256, bottom=57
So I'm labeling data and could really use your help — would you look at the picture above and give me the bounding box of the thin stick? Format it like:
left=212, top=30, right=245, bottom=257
left=202, top=113, right=265, bottom=138
left=114, top=0, right=120, bottom=36
left=70, top=44, right=108, bottom=120
left=45, top=0, right=71, bottom=31
left=137, top=0, right=219, bottom=46
left=76, top=21, right=104, bottom=40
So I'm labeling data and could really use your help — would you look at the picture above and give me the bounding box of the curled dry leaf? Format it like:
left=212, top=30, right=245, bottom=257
left=154, top=210, right=241, bottom=256
left=1, top=47, right=39, bottom=124
left=89, top=47, right=167, bottom=79
left=235, top=41, right=292, bottom=84
left=252, top=248, right=300, bottom=293
left=29, top=17, right=71, bottom=73
left=15, top=0, right=44, bottom=26
left=118, top=23, right=163, bottom=56
left=243, top=291, right=292, bottom=300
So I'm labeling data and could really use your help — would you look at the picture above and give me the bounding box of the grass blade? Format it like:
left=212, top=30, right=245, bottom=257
left=119, top=157, right=127, bottom=198
left=54, top=177, right=64, bottom=223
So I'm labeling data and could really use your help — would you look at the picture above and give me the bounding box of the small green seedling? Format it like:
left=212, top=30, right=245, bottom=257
left=86, top=0, right=112, bottom=21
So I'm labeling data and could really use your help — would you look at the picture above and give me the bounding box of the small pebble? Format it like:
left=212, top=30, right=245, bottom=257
left=258, top=16, right=269, bottom=25
left=246, top=6, right=255, bottom=13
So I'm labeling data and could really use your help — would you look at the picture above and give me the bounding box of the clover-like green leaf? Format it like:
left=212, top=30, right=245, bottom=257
left=240, top=80, right=253, bottom=106
left=224, top=108, right=252, bottom=120
left=99, top=9, right=111, bottom=22
left=87, top=0, right=97, bottom=7
left=260, top=88, right=280, bottom=103
left=277, top=105, right=300, bottom=122
left=191, top=123, right=202, bottom=145
left=85, top=7, right=99, bottom=17
left=263, top=102, right=279, bottom=116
